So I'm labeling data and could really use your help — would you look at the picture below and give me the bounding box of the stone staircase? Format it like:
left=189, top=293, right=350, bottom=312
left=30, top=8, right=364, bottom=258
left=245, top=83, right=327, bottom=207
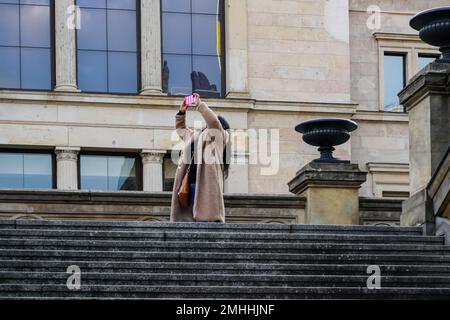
left=0, top=219, right=449, bottom=299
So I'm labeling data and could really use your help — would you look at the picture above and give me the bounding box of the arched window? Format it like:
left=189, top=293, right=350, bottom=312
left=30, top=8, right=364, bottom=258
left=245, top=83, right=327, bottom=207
left=76, top=0, right=138, bottom=94
left=162, top=0, right=225, bottom=98
left=0, top=0, right=53, bottom=90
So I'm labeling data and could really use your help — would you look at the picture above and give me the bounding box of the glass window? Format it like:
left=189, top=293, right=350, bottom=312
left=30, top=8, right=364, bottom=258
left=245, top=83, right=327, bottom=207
left=77, top=0, right=138, bottom=94
left=0, top=1, right=52, bottom=90
left=162, top=0, right=224, bottom=98
left=383, top=54, right=405, bottom=112
left=418, top=54, right=439, bottom=70
left=0, top=152, right=53, bottom=189
left=163, top=155, right=176, bottom=191
left=80, top=154, right=139, bottom=191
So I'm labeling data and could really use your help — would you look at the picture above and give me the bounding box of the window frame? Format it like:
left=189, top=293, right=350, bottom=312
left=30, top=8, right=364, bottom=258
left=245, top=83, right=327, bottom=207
left=0, top=148, right=56, bottom=190
left=77, top=151, right=143, bottom=191
left=381, top=51, right=407, bottom=112
left=374, top=33, right=441, bottom=113
left=417, top=52, right=441, bottom=71
left=0, top=0, right=55, bottom=91
left=161, top=0, right=226, bottom=98
left=75, top=0, right=141, bottom=95
left=162, top=151, right=175, bottom=192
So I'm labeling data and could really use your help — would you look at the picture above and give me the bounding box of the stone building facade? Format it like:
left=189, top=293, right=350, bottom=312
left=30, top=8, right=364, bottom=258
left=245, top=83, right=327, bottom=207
left=0, top=0, right=447, bottom=202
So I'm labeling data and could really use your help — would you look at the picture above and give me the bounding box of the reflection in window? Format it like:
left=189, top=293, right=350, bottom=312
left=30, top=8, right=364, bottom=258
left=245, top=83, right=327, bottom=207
left=0, top=0, right=52, bottom=90
left=77, top=0, right=138, bottom=93
left=80, top=155, right=139, bottom=191
left=418, top=54, right=439, bottom=70
left=0, top=152, right=53, bottom=189
left=162, top=0, right=224, bottom=98
left=383, top=54, right=405, bottom=112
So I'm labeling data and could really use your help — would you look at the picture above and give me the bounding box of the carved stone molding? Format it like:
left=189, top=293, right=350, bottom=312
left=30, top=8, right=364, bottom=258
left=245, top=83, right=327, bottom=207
left=55, top=148, right=79, bottom=162
left=140, top=151, right=165, bottom=164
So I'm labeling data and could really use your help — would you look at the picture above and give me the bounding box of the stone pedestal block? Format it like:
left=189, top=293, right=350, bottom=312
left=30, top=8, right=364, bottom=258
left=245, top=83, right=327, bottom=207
left=399, top=62, right=450, bottom=195
left=288, top=161, right=367, bottom=225
left=399, top=62, right=450, bottom=227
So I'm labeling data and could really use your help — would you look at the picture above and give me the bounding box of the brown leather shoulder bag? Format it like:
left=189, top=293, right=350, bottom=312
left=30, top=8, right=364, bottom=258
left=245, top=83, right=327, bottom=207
left=178, top=154, right=194, bottom=209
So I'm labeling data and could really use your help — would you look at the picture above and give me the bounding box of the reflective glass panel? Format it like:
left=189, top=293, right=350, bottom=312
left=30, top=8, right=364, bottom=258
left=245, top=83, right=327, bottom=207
left=78, top=50, right=108, bottom=92
left=0, top=4, right=19, bottom=46
left=0, top=47, right=20, bottom=88
left=107, top=10, right=136, bottom=52
left=108, top=156, right=137, bottom=190
left=80, top=155, right=108, bottom=190
left=163, top=54, right=192, bottom=95
left=162, top=13, right=191, bottom=55
left=418, top=55, right=438, bottom=70
left=193, top=55, right=222, bottom=98
left=192, top=14, right=220, bottom=55
left=77, top=8, right=107, bottom=50
left=383, top=54, right=405, bottom=112
left=108, top=51, right=137, bottom=93
left=162, top=0, right=190, bottom=13
left=20, top=4, right=50, bottom=47
left=0, top=153, right=23, bottom=188
left=21, top=47, right=51, bottom=90
left=192, top=0, right=220, bottom=14
left=23, top=153, right=52, bottom=188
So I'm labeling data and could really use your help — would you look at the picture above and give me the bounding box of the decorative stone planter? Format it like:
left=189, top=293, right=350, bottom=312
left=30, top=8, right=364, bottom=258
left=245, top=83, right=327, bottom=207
left=295, top=118, right=358, bottom=163
left=410, top=6, right=450, bottom=62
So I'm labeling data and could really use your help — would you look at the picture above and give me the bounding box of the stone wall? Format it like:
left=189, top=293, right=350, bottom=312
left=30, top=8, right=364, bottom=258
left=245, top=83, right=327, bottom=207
left=1, top=0, right=440, bottom=198
left=0, top=190, right=402, bottom=226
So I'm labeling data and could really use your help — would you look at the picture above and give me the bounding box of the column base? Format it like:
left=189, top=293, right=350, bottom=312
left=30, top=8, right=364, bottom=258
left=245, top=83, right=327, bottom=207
left=54, top=85, right=80, bottom=93
left=140, top=88, right=167, bottom=96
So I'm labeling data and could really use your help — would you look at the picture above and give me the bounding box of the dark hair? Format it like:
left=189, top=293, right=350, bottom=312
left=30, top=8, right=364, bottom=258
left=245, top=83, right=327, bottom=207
left=218, top=115, right=231, bottom=179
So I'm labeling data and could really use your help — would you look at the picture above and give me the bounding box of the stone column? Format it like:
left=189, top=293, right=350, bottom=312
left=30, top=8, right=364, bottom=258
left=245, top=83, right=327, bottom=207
left=398, top=62, right=450, bottom=230
left=54, top=0, right=79, bottom=92
left=141, top=150, right=166, bottom=192
left=140, top=0, right=165, bottom=95
left=225, top=0, right=250, bottom=98
left=55, top=147, right=80, bottom=190
left=288, top=162, right=367, bottom=225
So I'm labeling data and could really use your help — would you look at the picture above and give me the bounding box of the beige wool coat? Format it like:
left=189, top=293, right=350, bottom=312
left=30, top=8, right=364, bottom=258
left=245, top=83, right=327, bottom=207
left=170, top=102, right=229, bottom=222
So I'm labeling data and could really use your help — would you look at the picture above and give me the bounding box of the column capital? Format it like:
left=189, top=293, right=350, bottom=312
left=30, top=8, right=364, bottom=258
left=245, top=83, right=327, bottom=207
left=140, top=150, right=166, bottom=164
left=55, top=147, right=80, bottom=162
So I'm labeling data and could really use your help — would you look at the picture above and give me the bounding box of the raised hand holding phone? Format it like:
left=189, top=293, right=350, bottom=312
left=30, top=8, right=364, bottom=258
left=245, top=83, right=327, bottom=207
left=184, top=95, right=196, bottom=109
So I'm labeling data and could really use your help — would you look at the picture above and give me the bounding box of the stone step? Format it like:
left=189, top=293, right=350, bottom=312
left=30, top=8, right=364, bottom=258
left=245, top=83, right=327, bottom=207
left=0, top=284, right=449, bottom=299
left=0, top=220, right=423, bottom=235
left=1, top=272, right=449, bottom=288
left=0, top=229, right=441, bottom=245
left=2, top=260, right=450, bottom=276
left=1, top=249, right=450, bottom=265
left=1, top=238, right=448, bottom=255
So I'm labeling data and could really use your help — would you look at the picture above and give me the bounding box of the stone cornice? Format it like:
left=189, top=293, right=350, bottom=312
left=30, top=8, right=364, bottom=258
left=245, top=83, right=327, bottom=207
left=398, top=62, right=450, bottom=110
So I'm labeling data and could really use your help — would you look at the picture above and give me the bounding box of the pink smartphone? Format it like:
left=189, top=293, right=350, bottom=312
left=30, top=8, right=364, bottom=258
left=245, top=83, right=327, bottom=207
left=184, top=95, right=196, bottom=108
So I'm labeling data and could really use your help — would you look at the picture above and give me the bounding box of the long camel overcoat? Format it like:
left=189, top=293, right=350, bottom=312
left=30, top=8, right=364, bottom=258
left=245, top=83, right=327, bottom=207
left=170, top=102, right=229, bottom=222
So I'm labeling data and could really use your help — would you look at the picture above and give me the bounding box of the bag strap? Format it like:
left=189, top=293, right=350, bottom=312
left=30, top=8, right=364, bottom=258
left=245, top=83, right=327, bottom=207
left=185, top=153, right=195, bottom=174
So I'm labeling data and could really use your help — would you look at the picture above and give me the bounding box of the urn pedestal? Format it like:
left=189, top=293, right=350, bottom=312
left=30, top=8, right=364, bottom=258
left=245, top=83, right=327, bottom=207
left=289, top=118, right=366, bottom=225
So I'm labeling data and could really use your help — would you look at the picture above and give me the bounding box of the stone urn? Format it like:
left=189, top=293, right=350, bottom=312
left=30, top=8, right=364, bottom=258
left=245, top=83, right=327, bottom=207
left=410, top=6, right=450, bottom=62
left=295, top=118, right=358, bottom=163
